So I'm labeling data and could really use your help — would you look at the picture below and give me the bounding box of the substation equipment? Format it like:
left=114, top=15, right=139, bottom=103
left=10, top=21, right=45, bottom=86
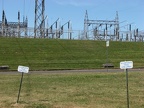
left=0, top=0, right=143, bottom=41
left=0, top=10, right=28, bottom=37
left=83, top=10, right=143, bottom=42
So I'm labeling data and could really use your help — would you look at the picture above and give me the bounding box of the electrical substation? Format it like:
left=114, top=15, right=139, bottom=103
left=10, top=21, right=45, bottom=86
left=0, top=0, right=144, bottom=41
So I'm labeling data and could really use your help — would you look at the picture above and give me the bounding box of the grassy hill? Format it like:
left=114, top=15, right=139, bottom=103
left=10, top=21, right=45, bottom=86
left=0, top=38, right=144, bottom=70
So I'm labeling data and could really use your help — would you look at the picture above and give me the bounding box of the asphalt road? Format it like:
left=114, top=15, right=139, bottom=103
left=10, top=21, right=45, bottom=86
left=0, top=68, right=144, bottom=74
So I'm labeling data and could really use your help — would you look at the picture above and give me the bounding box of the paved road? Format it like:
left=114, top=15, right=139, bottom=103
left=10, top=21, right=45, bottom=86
left=0, top=68, right=144, bottom=74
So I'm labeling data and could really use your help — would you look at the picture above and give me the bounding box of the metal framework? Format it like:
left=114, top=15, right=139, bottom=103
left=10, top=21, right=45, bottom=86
left=45, top=18, right=72, bottom=39
left=0, top=10, right=28, bottom=37
left=34, top=0, right=45, bottom=38
left=0, top=1, right=143, bottom=41
left=84, top=10, right=119, bottom=41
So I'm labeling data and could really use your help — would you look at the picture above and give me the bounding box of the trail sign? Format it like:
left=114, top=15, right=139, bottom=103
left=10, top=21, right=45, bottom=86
left=120, top=61, right=133, bottom=108
left=17, top=65, right=29, bottom=103
left=106, top=40, right=109, bottom=47
left=120, top=61, right=133, bottom=69
left=18, top=65, right=29, bottom=73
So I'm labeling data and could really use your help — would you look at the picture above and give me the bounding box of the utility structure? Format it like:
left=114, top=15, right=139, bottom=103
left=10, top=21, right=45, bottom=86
left=46, top=19, right=72, bottom=39
left=84, top=10, right=119, bottom=41
left=46, top=18, right=61, bottom=39
left=0, top=10, right=28, bottom=37
left=32, top=0, right=73, bottom=39
left=60, top=20, right=72, bottom=39
left=34, top=0, right=45, bottom=38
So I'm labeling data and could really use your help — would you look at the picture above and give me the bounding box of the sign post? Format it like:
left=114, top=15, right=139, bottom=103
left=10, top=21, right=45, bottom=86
left=106, top=40, right=109, bottom=72
left=120, top=61, right=133, bottom=108
left=126, top=68, right=129, bottom=108
left=17, top=65, right=29, bottom=103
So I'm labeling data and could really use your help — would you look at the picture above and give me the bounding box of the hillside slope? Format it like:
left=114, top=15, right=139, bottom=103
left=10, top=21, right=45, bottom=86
left=0, top=38, right=143, bottom=70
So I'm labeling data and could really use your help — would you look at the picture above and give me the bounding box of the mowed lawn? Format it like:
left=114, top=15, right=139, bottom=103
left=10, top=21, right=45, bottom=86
left=0, top=71, right=144, bottom=108
left=0, top=38, right=144, bottom=108
left=0, top=38, right=144, bottom=70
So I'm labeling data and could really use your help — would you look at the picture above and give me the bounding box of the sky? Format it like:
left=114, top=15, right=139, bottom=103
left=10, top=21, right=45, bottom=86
left=0, top=0, right=144, bottom=31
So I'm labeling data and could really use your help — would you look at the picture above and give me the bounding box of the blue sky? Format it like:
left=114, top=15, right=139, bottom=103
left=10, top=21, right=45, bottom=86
left=0, top=0, right=144, bottom=31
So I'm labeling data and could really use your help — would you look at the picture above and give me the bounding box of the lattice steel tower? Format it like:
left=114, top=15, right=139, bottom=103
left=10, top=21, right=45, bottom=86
left=34, top=0, right=45, bottom=38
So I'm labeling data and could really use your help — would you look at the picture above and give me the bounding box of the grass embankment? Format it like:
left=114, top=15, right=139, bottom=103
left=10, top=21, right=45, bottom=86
left=0, top=38, right=144, bottom=70
left=0, top=72, right=144, bottom=108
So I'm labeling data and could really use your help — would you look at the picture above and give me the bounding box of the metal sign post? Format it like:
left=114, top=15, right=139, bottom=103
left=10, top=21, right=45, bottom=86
left=120, top=61, right=133, bottom=108
left=125, top=68, right=129, bottom=108
left=17, top=65, right=29, bottom=103
left=106, top=40, right=109, bottom=72
left=17, top=72, right=24, bottom=103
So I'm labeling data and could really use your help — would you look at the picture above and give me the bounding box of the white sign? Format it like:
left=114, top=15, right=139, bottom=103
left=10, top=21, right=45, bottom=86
left=106, top=41, right=109, bottom=47
left=18, top=65, right=29, bottom=73
left=120, top=61, right=133, bottom=69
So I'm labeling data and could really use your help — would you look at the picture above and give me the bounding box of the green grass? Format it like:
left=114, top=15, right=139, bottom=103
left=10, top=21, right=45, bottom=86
left=0, top=38, right=144, bottom=108
left=0, top=71, right=144, bottom=108
left=0, top=37, right=144, bottom=70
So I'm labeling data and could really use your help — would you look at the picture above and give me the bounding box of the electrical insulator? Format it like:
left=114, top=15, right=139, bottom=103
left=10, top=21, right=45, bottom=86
left=68, top=22, right=70, bottom=29
left=18, top=11, right=20, bottom=20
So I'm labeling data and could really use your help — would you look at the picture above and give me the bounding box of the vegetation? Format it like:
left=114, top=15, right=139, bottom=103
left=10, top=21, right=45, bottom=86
left=0, top=38, right=144, bottom=70
left=0, top=38, right=144, bottom=108
left=0, top=71, right=144, bottom=108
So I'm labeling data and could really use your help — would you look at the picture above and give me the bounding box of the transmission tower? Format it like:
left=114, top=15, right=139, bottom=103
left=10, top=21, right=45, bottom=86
left=34, top=0, right=45, bottom=38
